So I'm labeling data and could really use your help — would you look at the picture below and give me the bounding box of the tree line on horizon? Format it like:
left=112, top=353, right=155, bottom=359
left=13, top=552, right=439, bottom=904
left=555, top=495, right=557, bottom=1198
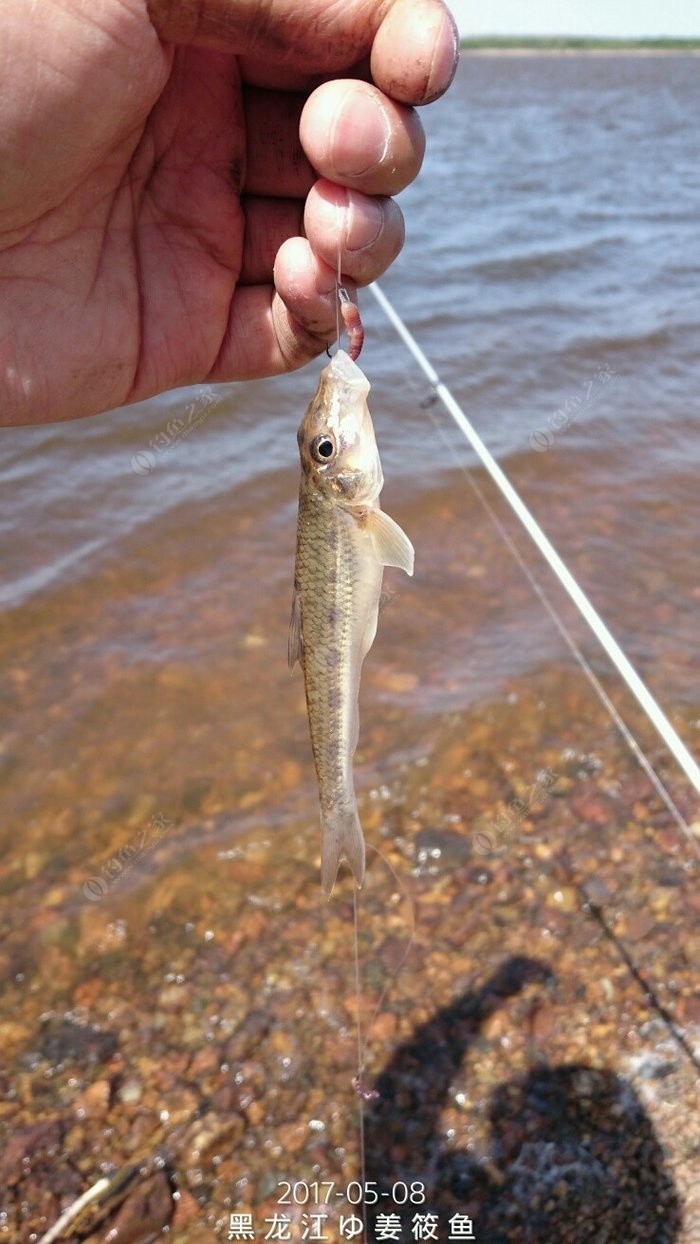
left=459, top=35, right=700, bottom=51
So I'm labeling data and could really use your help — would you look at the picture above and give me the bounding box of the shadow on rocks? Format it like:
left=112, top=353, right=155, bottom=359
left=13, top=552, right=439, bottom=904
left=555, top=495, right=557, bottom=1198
left=363, top=955, right=682, bottom=1244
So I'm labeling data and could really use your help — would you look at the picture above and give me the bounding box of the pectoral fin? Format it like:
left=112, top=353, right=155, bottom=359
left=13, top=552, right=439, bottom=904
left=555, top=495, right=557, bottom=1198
left=288, top=588, right=303, bottom=670
left=364, top=509, right=415, bottom=576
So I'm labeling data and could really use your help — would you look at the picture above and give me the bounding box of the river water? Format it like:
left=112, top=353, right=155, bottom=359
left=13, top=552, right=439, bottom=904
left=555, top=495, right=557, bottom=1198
left=1, top=54, right=699, bottom=1241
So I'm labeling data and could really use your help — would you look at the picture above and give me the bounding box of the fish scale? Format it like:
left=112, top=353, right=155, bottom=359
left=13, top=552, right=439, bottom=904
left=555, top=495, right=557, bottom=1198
left=289, top=350, right=414, bottom=896
left=296, top=496, right=360, bottom=805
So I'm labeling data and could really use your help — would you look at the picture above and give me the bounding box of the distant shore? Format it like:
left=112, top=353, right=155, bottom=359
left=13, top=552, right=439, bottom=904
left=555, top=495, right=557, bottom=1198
left=459, top=37, right=700, bottom=55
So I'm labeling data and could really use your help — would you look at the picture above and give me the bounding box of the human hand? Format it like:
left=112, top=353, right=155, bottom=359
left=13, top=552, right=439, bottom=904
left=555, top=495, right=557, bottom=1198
left=0, top=0, right=457, bottom=424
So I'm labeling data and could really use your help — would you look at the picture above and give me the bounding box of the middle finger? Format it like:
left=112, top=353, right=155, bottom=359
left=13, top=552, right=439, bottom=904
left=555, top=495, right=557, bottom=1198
left=300, top=79, right=426, bottom=197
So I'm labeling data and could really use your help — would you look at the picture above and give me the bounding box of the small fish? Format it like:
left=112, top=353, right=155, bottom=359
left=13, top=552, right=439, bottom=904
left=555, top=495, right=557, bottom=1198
left=289, top=350, right=414, bottom=896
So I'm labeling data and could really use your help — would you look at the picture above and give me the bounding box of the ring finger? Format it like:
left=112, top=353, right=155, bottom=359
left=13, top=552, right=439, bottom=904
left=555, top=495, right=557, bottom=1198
left=241, top=182, right=404, bottom=285
left=304, top=179, right=404, bottom=283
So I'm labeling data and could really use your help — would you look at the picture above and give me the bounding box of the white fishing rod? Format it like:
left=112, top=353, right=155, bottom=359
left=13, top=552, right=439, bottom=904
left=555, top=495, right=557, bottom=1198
left=369, top=279, right=700, bottom=801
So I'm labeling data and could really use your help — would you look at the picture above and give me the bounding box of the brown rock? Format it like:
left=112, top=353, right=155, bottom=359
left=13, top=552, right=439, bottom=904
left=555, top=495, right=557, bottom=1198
left=104, top=1171, right=173, bottom=1241
left=189, top=1045, right=220, bottom=1077
left=0, top=1119, right=64, bottom=1188
left=482, top=1010, right=510, bottom=1041
left=276, top=1120, right=308, bottom=1154
left=0, top=1020, right=31, bottom=1054
left=74, top=1078, right=111, bottom=1118
left=370, top=1011, right=398, bottom=1043
left=183, top=1112, right=245, bottom=1165
left=546, top=886, right=578, bottom=913
left=73, top=977, right=104, bottom=1008
left=529, top=1000, right=558, bottom=1041
left=570, top=792, right=613, bottom=825
left=211, top=1082, right=243, bottom=1113
left=622, top=911, right=657, bottom=942
left=676, top=993, right=700, bottom=1024
left=172, top=1187, right=202, bottom=1228
left=244, top=1100, right=265, bottom=1127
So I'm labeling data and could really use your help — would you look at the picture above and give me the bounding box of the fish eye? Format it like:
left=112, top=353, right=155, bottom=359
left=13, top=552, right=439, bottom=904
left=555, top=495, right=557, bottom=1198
left=310, top=434, right=336, bottom=463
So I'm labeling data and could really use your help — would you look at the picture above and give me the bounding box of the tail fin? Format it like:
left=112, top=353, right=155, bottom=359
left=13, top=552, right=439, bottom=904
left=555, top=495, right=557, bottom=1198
left=321, top=804, right=366, bottom=898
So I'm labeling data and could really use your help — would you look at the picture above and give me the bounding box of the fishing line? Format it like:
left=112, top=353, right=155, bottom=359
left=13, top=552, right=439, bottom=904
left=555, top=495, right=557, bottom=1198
left=350, top=847, right=416, bottom=1241
left=335, top=246, right=342, bottom=354
left=352, top=886, right=369, bottom=1243
left=352, top=847, right=416, bottom=1090
left=368, top=280, right=700, bottom=851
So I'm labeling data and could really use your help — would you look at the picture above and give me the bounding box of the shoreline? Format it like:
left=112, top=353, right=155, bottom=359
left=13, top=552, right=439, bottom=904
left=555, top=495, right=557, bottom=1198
left=460, top=47, right=700, bottom=57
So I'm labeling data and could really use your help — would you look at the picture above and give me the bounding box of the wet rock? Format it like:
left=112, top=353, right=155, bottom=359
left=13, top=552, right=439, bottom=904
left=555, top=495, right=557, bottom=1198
left=103, top=1170, right=174, bottom=1240
left=529, top=1000, right=558, bottom=1042
left=622, top=911, right=658, bottom=942
left=118, top=1078, right=144, bottom=1105
left=182, top=1113, right=245, bottom=1166
left=211, top=1082, right=244, bottom=1113
left=415, top=826, right=472, bottom=869
left=370, top=1011, right=398, bottom=1043
left=39, top=1016, right=118, bottom=1066
left=73, top=976, right=105, bottom=1008
left=545, top=886, right=579, bottom=913
left=74, top=1078, right=111, bottom=1118
left=276, top=1120, right=309, bottom=1154
left=583, top=876, right=614, bottom=905
left=570, top=791, right=615, bottom=825
left=0, top=1118, right=64, bottom=1188
left=172, top=1186, right=202, bottom=1229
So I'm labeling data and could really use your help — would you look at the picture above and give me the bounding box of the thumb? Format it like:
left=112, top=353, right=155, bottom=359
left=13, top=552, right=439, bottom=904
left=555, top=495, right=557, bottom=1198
left=145, top=0, right=458, bottom=104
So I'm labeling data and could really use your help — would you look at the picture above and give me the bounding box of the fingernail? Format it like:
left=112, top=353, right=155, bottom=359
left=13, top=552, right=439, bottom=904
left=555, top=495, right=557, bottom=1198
left=425, top=8, right=459, bottom=103
left=346, top=193, right=384, bottom=252
left=331, top=90, right=390, bottom=178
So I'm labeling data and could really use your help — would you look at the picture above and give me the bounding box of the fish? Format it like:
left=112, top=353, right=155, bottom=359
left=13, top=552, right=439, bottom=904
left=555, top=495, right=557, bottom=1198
left=289, top=348, right=414, bottom=897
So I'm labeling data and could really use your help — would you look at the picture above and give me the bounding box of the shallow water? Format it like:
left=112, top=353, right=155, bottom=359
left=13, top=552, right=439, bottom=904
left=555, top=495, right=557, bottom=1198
left=1, top=54, right=699, bottom=1242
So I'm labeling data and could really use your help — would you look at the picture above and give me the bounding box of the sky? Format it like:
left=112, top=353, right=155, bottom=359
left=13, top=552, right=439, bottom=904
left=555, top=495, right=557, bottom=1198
left=447, top=0, right=700, bottom=38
